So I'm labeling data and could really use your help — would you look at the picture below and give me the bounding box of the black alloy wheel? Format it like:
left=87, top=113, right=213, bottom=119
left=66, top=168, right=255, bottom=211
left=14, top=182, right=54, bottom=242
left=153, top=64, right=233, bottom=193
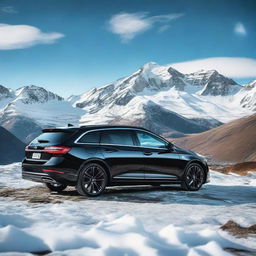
left=76, top=163, right=108, bottom=196
left=182, top=163, right=205, bottom=191
left=46, top=183, right=67, bottom=192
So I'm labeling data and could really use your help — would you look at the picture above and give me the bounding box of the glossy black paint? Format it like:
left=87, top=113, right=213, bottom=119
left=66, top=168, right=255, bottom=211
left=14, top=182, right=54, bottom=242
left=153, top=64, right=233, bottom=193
left=22, top=125, right=209, bottom=187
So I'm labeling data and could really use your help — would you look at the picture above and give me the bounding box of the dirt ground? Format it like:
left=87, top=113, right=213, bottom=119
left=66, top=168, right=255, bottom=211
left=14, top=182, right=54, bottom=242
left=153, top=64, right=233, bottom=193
left=221, top=220, right=256, bottom=237
left=0, top=185, right=82, bottom=204
left=0, top=184, right=182, bottom=204
left=210, top=162, right=256, bottom=176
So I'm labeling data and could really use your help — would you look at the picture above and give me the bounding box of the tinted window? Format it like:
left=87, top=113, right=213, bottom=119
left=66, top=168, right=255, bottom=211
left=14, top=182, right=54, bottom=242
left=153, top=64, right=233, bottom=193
left=101, top=130, right=134, bottom=146
left=30, top=132, right=72, bottom=145
left=136, top=131, right=167, bottom=148
left=78, top=131, right=100, bottom=143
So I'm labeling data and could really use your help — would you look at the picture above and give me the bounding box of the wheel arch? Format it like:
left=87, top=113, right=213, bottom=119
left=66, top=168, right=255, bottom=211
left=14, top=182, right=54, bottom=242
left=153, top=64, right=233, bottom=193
left=78, top=158, right=111, bottom=185
left=184, top=159, right=208, bottom=183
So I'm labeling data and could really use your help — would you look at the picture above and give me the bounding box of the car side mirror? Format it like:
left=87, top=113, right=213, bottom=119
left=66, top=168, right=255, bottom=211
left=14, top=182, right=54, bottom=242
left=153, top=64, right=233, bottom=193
left=167, top=142, right=174, bottom=151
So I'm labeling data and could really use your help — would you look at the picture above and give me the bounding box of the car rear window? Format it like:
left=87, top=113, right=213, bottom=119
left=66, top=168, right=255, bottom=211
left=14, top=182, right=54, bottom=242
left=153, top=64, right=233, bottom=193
left=30, top=132, right=72, bottom=145
left=101, top=130, right=135, bottom=146
left=77, top=131, right=100, bottom=144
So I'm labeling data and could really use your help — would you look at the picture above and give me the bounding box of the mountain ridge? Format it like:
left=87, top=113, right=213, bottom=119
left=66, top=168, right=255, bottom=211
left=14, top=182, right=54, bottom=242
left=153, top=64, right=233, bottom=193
left=0, top=64, right=255, bottom=142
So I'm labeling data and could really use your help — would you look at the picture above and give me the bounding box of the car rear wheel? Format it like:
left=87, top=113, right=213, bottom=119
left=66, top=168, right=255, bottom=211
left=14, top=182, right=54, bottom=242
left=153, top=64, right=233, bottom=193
left=46, top=183, right=67, bottom=192
left=181, top=163, right=205, bottom=191
left=76, top=163, right=108, bottom=197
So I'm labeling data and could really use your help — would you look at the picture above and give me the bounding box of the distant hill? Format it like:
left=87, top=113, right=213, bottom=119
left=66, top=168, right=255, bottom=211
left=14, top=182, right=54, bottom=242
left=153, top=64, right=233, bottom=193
left=174, top=114, right=256, bottom=163
left=0, top=126, right=26, bottom=164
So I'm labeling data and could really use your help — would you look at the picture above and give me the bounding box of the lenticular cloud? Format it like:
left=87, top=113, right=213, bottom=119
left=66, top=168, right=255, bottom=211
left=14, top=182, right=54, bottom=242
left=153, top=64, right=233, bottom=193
left=170, top=57, right=256, bottom=78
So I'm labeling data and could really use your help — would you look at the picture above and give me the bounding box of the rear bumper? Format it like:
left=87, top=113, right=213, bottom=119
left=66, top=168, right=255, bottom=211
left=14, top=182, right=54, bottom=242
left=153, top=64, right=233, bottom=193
left=22, top=158, right=78, bottom=185
left=22, top=171, right=58, bottom=184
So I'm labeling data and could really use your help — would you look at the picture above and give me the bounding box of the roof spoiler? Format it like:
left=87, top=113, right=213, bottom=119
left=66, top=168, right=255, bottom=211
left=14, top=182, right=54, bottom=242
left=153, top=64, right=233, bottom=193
left=42, top=127, right=76, bottom=133
left=42, top=123, right=76, bottom=133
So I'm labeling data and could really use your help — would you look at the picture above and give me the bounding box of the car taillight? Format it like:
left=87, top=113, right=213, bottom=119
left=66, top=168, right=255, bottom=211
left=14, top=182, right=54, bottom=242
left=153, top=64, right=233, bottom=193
left=43, top=146, right=71, bottom=156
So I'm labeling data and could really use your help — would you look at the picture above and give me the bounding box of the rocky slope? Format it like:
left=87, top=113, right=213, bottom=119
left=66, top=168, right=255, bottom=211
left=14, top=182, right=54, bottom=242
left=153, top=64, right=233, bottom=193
left=173, top=113, right=256, bottom=162
left=240, top=80, right=256, bottom=111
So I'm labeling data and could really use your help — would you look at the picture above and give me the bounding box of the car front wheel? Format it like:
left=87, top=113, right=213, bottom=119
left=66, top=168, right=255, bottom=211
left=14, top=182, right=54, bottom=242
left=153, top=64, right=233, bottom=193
left=76, top=163, right=108, bottom=197
left=181, top=163, right=205, bottom=191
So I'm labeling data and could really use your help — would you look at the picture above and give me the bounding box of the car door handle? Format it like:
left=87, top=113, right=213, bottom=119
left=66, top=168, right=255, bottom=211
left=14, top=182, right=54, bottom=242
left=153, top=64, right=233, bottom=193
left=144, top=152, right=152, bottom=156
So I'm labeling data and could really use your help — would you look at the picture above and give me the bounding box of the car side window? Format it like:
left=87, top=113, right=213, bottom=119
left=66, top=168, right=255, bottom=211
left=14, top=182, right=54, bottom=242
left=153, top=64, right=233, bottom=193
left=136, top=131, right=167, bottom=148
left=78, top=131, right=100, bottom=144
left=101, top=130, right=135, bottom=146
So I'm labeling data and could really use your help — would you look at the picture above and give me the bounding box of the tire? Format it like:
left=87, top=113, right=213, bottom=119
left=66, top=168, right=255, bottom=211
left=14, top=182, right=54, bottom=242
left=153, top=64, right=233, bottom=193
left=181, top=163, right=205, bottom=191
left=76, top=163, right=108, bottom=197
left=46, top=183, right=67, bottom=192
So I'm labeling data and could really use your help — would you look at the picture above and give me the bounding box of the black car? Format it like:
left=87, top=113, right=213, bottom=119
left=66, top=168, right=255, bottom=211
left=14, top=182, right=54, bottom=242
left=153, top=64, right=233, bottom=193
left=22, top=125, right=210, bottom=196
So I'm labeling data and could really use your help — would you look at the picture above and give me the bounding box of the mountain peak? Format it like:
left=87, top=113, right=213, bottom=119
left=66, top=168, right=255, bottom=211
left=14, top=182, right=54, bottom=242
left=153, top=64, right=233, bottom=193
left=0, top=85, right=11, bottom=96
left=141, top=62, right=159, bottom=70
left=167, top=66, right=184, bottom=76
left=15, top=85, right=63, bottom=104
left=188, top=69, right=218, bottom=76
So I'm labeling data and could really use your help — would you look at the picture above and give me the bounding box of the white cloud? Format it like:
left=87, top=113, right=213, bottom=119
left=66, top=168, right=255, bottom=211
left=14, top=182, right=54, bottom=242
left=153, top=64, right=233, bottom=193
left=234, top=22, right=247, bottom=36
left=0, top=24, right=64, bottom=50
left=109, top=12, right=183, bottom=42
left=1, top=6, right=17, bottom=14
left=158, top=24, right=171, bottom=33
left=170, top=57, right=256, bottom=78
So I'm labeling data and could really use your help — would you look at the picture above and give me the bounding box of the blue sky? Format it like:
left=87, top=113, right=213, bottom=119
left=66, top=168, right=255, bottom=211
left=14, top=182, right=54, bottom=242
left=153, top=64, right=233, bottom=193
left=0, top=0, right=255, bottom=97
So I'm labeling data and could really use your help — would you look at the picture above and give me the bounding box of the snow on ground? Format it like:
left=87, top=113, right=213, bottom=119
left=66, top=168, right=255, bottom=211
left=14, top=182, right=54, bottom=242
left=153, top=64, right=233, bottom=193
left=0, top=163, right=35, bottom=189
left=0, top=163, right=255, bottom=255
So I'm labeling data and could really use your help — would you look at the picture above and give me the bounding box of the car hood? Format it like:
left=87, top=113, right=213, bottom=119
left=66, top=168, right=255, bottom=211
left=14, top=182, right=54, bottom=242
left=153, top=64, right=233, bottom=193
left=173, top=145, right=197, bottom=156
left=173, top=145, right=206, bottom=162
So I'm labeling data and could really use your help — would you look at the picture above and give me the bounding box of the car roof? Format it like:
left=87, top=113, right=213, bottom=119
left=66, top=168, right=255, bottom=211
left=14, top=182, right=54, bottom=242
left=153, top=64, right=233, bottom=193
left=43, top=125, right=149, bottom=133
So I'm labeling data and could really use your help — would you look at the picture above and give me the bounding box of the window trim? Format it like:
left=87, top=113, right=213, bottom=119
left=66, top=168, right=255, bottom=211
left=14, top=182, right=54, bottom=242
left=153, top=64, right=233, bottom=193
left=76, top=130, right=101, bottom=144
left=74, top=128, right=170, bottom=150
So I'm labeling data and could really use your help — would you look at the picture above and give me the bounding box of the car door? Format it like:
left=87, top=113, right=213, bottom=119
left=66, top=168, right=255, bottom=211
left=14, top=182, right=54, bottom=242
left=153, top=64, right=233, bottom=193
left=100, top=129, right=145, bottom=181
left=134, top=130, right=183, bottom=181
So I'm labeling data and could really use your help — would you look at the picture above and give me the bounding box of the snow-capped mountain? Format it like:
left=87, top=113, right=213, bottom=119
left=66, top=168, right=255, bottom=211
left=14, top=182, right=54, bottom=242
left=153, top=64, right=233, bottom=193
left=184, top=69, right=241, bottom=96
left=74, top=62, right=254, bottom=131
left=0, top=85, right=12, bottom=99
left=14, top=85, right=63, bottom=104
left=74, top=62, right=242, bottom=112
left=240, top=80, right=256, bottom=111
left=0, top=85, right=85, bottom=142
left=0, top=63, right=255, bottom=141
